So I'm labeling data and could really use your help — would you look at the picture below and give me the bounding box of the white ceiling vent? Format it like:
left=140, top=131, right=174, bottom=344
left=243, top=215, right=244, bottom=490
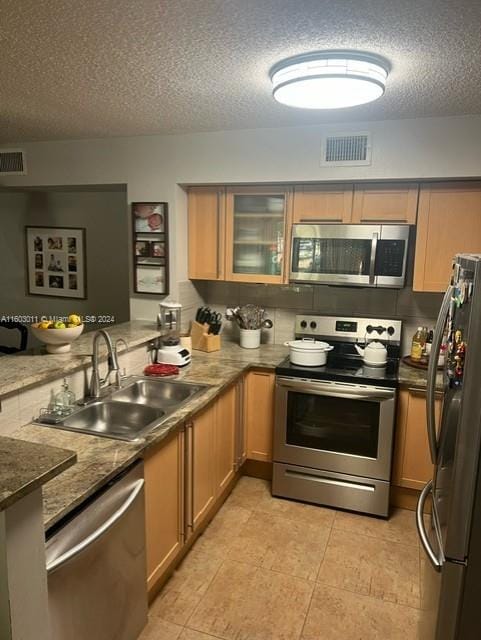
left=321, top=133, right=371, bottom=167
left=0, top=149, right=27, bottom=175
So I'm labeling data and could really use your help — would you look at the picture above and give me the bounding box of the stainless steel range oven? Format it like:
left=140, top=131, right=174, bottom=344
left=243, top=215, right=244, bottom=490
left=272, top=315, right=402, bottom=517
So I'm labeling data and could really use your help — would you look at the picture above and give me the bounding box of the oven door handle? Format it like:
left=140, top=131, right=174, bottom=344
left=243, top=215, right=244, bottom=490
left=276, top=378, right=395, bottom=401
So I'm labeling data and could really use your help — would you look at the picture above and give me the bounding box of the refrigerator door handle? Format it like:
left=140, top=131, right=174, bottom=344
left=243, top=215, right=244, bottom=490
left=416, top=480, right=443, bottom=571
left=426, top=285, right=453, bottom=464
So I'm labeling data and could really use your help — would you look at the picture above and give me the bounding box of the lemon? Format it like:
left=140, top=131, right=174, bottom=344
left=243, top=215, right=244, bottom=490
left=68, top=314, right=82, bottom=326
left=38, top=321, right=51, bottom=329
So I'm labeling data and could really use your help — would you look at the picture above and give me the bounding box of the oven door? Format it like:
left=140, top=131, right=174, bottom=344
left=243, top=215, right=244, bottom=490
left=274, top=377, right=396, bottom=480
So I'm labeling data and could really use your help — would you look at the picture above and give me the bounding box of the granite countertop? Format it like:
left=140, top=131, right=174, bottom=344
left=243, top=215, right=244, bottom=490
left=8, top=337, right=440, bottom=530
left=397, top=361, right=443, bottom=391
left=0, top=320, right=161, bottom=399
left=0, top=436, right=76, bottom=512
left=12, top=352, right=276, bottom=530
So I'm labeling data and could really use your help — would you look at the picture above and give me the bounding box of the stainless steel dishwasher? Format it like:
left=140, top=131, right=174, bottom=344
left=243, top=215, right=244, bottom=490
left=45, top=462, right=148, bottom=640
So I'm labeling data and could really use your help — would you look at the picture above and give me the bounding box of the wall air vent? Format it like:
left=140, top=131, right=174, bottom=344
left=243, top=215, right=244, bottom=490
left=321, top=133, right=371, bottom=167
left=0, top=149, right=26, bottom=175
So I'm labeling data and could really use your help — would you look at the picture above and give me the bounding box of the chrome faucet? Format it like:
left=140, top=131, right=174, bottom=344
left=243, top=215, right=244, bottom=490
left=88, top=329, right=121, bottom=398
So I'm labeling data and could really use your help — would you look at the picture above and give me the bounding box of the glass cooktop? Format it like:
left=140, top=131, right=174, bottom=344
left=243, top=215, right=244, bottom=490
left=276, top=353, right=400, bottom=388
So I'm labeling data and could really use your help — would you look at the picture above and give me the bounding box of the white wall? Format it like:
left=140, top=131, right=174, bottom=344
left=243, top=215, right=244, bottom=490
left=2, top=113, right=481, bottom=320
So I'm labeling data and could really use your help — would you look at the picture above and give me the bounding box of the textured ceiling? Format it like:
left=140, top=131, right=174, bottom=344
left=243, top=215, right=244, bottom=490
left=1, top=0, right=481, bottom=143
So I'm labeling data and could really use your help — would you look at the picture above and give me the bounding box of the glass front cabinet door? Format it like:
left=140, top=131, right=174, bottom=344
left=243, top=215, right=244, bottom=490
left=225, top=186, right=292, bottom=283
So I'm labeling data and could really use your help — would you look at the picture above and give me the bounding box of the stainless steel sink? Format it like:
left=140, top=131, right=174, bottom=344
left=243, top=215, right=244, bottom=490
left=34, top=376, right=211, bottom=442
left=62, top=401, right=165, bottom=442
left=111, top=378, right=204, bottom=409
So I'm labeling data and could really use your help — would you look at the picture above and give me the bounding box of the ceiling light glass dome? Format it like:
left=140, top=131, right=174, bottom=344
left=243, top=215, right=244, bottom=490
left=270, top=51, right=389, bottom=109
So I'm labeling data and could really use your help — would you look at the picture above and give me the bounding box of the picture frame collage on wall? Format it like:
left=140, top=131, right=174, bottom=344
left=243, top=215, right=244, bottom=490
left=132, top=202, right=169, bottom=295
left=26, top=226, right=86, bottom=299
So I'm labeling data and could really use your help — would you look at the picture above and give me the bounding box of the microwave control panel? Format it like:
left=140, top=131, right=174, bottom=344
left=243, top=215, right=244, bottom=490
left=375, top=240, right=406, bottom=277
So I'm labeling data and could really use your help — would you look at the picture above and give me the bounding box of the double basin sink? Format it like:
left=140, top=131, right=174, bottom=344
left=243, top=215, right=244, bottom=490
left=38, top=376, right=210, bottom=442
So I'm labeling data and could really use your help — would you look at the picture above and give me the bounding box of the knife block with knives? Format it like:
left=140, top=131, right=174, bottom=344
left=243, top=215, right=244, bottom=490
left=191, top=320, right=221, bottom=352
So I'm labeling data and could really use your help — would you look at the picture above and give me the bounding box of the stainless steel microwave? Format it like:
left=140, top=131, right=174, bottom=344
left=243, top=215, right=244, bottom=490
left=290, top=224, right=410, bottom=288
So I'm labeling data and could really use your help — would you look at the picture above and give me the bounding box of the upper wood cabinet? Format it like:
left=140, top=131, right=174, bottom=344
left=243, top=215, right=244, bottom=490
left=392, top=389, right=442, bottom=490
left=352, top=182, right=419, bottom=224
left=224, top=186, right=292, bottom=284
left=293, top=184, right=353, bottom=223
left=188, top=186, right=225, bottom=280
left=245, top=370, right=275, bottom=462
left=414, top=182, right=481, bottom=292
left=144, top=430, right=184, bottom=593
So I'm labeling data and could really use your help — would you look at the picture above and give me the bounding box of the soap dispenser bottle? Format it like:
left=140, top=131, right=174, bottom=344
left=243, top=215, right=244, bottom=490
left=53, top=378, right=76, bottom=414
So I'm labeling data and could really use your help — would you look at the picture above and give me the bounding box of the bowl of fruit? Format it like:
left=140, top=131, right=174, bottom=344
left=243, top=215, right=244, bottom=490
left=31, top=315, right=84, bottom=353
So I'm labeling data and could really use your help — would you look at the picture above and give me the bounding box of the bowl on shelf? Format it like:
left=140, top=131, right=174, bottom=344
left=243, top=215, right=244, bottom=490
left=31, top=323, right=84, bottom=353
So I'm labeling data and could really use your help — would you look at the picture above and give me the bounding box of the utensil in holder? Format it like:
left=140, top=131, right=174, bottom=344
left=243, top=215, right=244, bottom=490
left=191, top=321, right=221, bottom=353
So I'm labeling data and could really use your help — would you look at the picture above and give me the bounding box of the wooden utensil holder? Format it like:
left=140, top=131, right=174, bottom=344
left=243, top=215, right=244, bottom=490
left=191, top=321, right=221, bottom=353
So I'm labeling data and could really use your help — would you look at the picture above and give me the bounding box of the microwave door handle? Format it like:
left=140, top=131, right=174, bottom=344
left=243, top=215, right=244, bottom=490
left=369, top=232, right=378, bottom=285
left=426, top=285, right=453, bottom=464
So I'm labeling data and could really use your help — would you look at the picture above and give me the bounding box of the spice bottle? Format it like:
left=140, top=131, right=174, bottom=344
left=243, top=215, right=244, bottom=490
left=411, top=327, right=426, bottom=361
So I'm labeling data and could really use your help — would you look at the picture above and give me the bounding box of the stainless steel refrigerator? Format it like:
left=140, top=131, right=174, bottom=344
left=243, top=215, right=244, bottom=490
left=418, top=254, right=481, bottom=640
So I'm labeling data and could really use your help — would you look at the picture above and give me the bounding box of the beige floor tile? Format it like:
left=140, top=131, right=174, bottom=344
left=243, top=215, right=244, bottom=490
left=317, top=529, right=420, bottom=608
left=187, top=560, right=314, bottom=640
left=192, top=503, right=252, bottom=559
left=225, top=476, right=272, bottom=510
left=302, top=583, right=420, bottom=640
left=333, top=507, right=419, bottom=547
left=229, top=477, right=335, bottom=528
left=227, top=511, right=330, bottom=580
left=150, top=546, right=223, bottom=625
left=180, top=629, right=223, bottom=640
left=138, top=616, right=183, bottom=640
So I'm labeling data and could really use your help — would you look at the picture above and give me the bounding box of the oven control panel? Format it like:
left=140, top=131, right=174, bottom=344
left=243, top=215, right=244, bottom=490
left=295, top=315, right=402, bottom=344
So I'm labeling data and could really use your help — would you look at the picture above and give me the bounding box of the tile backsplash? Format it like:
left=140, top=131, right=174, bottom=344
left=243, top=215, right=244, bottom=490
left=198, top=281, right=443, bottom=355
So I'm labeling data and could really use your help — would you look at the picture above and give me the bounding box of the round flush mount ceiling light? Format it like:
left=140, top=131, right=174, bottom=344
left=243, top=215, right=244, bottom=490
left=270, top=51, right=389, bottom=109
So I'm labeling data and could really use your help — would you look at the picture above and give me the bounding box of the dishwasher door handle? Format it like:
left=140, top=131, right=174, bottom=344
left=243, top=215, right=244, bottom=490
left=46, top=479, right=144, bottom=574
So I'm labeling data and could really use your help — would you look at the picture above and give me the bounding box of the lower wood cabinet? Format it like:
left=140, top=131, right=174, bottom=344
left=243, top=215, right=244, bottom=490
left=392, top=388, right=442, bottom=490
left=144, top=430, right=184, bottom=592
left=189, top=402, right=216, bottom=531
left=215, top=383, right=237, bottom=495
left=187, top=382, right=241, bottom=534
left=245, top=370, right=275, bottom=462
left=143, top=373, right=269, bottom=594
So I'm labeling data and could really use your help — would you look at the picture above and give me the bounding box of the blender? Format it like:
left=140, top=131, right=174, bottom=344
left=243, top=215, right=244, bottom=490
left=155, top=302, right=191, bottom=366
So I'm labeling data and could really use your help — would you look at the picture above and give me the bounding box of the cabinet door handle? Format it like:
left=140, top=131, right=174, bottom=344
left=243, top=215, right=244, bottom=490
left=216, top=194, right=220, bottom=279
left=184, top=421, right=194, bottom=535
left=179, top=429, right=185, bottom=542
